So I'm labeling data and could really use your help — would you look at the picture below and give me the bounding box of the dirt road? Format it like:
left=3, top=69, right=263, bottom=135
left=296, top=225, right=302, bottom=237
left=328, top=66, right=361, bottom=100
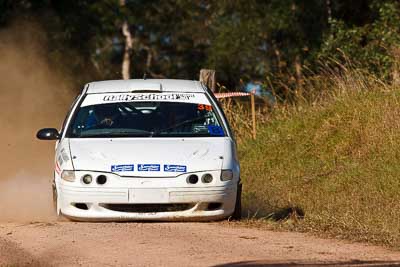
left=1, top=221, right=400, bottom=267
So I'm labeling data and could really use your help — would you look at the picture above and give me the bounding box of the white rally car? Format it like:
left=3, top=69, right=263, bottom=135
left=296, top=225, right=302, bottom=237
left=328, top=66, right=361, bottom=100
left=37, top=79, right=241, bottom=221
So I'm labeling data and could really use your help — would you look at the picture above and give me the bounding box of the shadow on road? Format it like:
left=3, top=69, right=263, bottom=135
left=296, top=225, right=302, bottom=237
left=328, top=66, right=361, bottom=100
left=213, top=260, right=400, bottom=267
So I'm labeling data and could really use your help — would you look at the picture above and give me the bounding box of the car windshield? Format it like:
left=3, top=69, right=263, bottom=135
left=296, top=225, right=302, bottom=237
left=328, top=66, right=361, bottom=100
left=67, top=94, right=225, bottom=138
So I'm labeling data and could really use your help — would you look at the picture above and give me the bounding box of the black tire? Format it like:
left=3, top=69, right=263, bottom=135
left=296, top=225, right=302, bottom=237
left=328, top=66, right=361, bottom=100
left=52, top=181, right=57, bottom=214
left=231, top=182, right=242, bottom=220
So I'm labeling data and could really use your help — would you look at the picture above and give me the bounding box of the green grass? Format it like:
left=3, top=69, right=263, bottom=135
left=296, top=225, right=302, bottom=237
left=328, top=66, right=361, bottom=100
left=235, top=85, right=400, bottom=247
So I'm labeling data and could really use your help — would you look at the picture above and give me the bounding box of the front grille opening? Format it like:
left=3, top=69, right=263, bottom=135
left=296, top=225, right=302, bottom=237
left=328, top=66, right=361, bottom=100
left=100, top=203, right=193, bottom=213
left=207, top=202, right=222, bottom=211
left=73, top=203, right=89, bottom=210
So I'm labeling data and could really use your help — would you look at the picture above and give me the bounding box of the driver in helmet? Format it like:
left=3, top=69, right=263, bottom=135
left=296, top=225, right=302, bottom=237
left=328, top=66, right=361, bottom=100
left=89, top=104, right=121, bottom=128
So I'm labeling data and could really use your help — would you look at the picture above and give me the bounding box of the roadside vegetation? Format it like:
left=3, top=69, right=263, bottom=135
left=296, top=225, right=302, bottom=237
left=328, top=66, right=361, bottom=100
left=223, top=67, right=400, bottom=247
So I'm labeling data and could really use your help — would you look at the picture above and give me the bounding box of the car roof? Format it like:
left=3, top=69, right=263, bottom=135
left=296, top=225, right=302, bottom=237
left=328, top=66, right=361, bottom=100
left=85, top=79, right=206, bottom=94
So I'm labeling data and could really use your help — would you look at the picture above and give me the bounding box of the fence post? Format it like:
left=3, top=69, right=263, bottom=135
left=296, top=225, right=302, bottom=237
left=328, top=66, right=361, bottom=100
left=251, top=89, right=256, bottom=139
left=199, top=69, right=216, bottom=92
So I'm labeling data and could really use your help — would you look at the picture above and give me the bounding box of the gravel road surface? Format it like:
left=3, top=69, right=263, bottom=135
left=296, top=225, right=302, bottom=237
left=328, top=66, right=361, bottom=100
left=1, top=221, right=400, bottom=266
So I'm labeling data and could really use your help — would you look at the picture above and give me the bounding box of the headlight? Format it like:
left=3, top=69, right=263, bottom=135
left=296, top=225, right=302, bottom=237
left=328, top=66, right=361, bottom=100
left=220, top=170, right=233, bottom=181
left=61, top=170, right=76, bottom=182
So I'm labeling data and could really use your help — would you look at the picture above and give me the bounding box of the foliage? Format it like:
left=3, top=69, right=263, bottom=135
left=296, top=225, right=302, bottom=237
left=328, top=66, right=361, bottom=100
left=318, top=1, right=400, bottom=80
left=3, top=0, right=400, bottom=90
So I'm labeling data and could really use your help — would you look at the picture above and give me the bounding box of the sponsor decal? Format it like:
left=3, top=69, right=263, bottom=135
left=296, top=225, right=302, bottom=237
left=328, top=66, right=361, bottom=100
left=103, top=93, right=196, bottom=102
left=138, top=164, right=160, bottom=172
left=164, top=164, right=187, bottom=172
left=207, top=125, right=225, bottom=136
left=197, top=104, right=212, bottom=111
left=111, top=164, right=134, bottom=172
left=82, top=92, right=211, bottom=107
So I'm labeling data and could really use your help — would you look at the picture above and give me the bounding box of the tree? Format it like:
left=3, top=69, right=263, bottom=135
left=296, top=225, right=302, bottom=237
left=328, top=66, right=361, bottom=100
left=2, top=0, right=400, bottom=93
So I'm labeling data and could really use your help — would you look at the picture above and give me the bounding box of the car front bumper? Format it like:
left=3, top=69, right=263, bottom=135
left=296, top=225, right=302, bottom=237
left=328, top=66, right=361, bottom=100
left=58, top=176, right=237, bottom=221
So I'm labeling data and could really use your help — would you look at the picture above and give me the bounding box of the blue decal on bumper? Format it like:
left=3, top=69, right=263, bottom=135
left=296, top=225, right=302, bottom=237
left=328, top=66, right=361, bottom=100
left=111, top=164, right=134, bottom=172
left=164, top=164, right=187, bottom=172
left=138, top=164, right=161, bottom=171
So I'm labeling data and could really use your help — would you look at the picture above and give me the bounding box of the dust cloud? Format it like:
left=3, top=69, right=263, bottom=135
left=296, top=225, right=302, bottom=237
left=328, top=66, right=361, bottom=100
left=0, top=22, right=73, bottom=221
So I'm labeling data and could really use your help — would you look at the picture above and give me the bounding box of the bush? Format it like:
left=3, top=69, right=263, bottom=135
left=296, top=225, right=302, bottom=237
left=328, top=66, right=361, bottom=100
left=318, top=1, right=400, bottom=80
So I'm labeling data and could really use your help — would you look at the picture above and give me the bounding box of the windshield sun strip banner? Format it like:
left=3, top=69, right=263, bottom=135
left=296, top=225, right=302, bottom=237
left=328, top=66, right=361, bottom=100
left=81, top=92, right=211, bottom=107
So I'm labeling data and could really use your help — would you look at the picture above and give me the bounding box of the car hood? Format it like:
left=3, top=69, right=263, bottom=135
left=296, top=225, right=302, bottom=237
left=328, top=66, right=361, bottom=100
left=69, top=138, right=225, bottom=177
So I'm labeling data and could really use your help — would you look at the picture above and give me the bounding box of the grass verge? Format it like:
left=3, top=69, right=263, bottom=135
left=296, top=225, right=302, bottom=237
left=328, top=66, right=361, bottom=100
left=228, top=70, right=400, bottom=247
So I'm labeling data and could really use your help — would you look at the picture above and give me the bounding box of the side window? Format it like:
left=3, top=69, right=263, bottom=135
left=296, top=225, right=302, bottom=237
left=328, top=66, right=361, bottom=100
left=60, top=94, right=81, bottom=134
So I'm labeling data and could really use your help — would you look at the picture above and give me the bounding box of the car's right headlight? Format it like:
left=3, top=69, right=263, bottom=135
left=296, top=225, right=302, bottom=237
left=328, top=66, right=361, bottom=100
left=220, top=170, right=233, bottom=181
left=61, top=170, right=76, bottom=182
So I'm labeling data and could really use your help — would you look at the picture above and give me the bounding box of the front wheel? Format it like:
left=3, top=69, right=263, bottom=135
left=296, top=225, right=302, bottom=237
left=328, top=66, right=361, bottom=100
left=230, top=182, right=242, bottom=220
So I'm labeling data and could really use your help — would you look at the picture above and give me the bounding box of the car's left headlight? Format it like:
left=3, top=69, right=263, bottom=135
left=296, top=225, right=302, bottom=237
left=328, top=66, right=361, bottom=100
left=61, top=170, right=76, bottom=182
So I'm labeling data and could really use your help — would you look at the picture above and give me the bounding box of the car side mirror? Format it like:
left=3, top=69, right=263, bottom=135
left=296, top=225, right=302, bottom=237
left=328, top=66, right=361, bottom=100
left=36, top=128, right=61, bottom=140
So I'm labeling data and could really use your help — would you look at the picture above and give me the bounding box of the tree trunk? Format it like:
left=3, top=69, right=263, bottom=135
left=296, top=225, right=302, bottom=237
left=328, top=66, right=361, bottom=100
left=120, top=0, right=132, bottom=80
left=326, top=0, right=332, bottom=23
